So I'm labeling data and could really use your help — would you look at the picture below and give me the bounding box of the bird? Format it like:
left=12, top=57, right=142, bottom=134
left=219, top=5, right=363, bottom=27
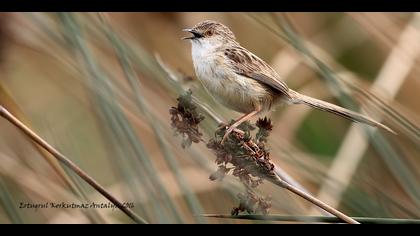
left=182, top=20, right=395, bottom=143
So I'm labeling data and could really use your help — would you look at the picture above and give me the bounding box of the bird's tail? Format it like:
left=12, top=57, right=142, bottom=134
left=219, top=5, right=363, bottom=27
left=288, top=90, right=396, bottom=134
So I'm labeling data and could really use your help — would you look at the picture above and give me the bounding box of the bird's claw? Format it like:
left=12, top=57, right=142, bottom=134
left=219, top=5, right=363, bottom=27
left=217, top=122, right=245, bottom=144
left=221, top=126, right=240, bottom=144
left=221, top=128, right=233, bottom=144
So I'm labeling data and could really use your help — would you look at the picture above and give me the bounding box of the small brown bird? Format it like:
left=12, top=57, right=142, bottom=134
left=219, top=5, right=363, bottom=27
left=183, top=20, right=394, bottom=142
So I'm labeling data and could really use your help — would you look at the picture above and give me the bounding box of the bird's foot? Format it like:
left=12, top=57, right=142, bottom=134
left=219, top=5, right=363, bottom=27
left=217, top=121, right=245, bottom=144
left=221, top=126, right=234, bottom=144
left=221, top=126, right=245, bottom=144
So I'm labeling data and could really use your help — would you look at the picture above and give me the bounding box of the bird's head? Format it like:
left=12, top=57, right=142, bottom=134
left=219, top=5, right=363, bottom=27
left=182, top=20, right=237, bottom=48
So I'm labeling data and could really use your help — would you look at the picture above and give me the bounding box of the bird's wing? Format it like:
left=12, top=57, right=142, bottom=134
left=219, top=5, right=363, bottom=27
left=223, top=45, right=290, bottom=97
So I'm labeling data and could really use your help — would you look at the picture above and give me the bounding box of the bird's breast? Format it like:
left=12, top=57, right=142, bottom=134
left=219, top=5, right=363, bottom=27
left=191, top=49, right=275, bottom=114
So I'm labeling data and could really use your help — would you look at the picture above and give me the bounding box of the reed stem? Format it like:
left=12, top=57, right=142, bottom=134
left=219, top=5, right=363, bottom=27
left=0, top=105, right=147, bottom=224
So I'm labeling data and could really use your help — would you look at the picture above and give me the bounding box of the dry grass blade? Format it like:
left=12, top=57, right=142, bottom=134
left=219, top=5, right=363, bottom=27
left=57, top=13, right=182, bottom=222
left=201, top=214, right=420, bottom=224
left=0, top=105, right=147, bottom=224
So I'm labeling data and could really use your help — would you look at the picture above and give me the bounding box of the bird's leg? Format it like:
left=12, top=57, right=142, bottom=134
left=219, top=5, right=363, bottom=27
left=216, top=121, right=245, bottom=136
left=221, top=108, right=260, bottom=144
left=216, top=112, right=249, bottom=130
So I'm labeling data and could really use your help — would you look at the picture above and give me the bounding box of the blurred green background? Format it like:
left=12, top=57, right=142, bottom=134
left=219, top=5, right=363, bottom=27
left=0, top=12, right=419, bottom=223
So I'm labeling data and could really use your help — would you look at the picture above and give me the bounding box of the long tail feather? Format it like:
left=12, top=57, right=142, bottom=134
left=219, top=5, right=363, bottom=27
left=288, top=90, right=396, bottom=134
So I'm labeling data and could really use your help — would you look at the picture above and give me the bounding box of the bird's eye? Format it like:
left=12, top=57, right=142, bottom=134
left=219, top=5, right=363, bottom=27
left=205, top=31, right=213, bottom=36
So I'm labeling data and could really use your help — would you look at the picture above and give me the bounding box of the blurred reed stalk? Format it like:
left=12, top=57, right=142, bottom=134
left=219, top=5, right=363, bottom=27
left=0, top=105, right=147, bottom=224
left=312, top=13, right=420, bottom=212
left=96, top=13, right=206, bottom=223
left=57, top=13, right=183, bottom=223
left=0, top=15, right=106, bottom=223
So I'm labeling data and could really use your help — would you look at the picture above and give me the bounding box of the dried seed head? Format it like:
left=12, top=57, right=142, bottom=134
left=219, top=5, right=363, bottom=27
left=169, top=90, right=276, bottom=215
left=169, top=90, right=205, bottom=148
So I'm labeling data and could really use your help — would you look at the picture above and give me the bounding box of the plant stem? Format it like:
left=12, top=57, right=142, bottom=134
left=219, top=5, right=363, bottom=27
left=269, top=175, right=359, bottom=224
left=201, top=214, right=420, bottom=224
left=0, top=105, right=147, bottom=224
left=232, top=129, right=355, bottom=223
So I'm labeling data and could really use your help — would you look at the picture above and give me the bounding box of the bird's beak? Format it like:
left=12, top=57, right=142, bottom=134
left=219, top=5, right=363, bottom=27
left=182, top=28, right=203, bottom=40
